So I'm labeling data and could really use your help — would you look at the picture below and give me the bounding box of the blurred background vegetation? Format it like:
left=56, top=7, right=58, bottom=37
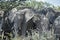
left=0, top=0, right=60, bottom=11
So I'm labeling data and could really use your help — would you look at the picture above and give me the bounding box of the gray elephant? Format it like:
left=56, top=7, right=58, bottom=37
left=54, top=16, right=60, bottom=40
left=8, top=8, right=36, bottom=37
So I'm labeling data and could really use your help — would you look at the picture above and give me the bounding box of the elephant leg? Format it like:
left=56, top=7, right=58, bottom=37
left=13, top=23, right=19, bottom=37
left=21, top=22, right=27, bottom=36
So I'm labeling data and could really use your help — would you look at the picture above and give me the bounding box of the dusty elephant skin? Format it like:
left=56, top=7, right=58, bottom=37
left=0, top=7, right=60, bottom=40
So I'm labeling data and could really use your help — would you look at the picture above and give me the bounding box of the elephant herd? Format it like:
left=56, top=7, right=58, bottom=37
left=0, top=7, right=60, bottom=39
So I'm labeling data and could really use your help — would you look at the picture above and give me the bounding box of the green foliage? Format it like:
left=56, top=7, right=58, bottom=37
left=57, top=6, right=60, bottom=11
left=0, top=1, right=24, bottom=11
left=0, top=0, right=59, bottom=12
left=0, top=1, right=54, bottom=11
left=24, top=1, right=44, bottom=9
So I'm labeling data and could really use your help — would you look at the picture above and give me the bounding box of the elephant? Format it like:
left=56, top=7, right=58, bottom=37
left=54, top=16, right=60, bottom=40
left=8, top=8, right=36, bottom=37
left=8, top=8, right=56, bottom=37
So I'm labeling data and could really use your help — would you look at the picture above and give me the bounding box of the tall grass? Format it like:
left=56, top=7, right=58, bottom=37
left=0, top=29, right=56, bottom=40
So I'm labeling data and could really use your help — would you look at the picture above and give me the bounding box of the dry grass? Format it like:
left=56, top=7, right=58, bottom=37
left=0, top=29, right=56, bottom=40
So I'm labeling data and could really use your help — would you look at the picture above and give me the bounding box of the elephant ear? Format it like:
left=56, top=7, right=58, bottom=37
left=9, top=8, right=17, bottom=22
left=25, top=10, right=35, bottom=22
